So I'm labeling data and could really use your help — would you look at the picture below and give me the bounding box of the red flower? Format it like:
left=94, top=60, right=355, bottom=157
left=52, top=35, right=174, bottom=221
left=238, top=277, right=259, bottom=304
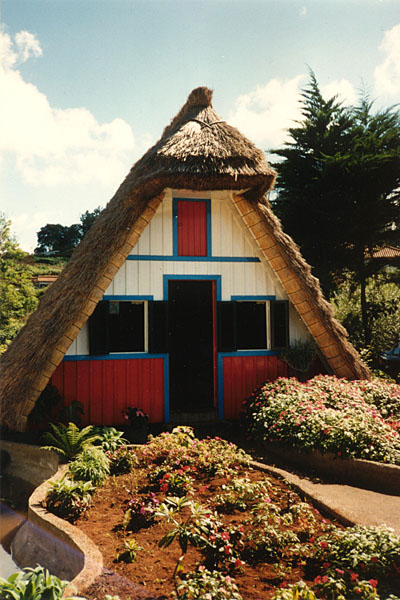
left=234, top=559, right=243, bottom=568
left=369, top=579, right=378, bottom=588
left=320, top=541, right=328, bottom=549
left=224, top=544, right=232, bottom=555
left=321, top=575, right=328, bottom=583
left=370, top=556, right=379, bottom=563
left=221, top=531, right=230, bottom=540
left=335, top=569, right=345, bottom=576
left=350, top=573, right=359, bottom=581
left=323, top=562, right=331, bottom=569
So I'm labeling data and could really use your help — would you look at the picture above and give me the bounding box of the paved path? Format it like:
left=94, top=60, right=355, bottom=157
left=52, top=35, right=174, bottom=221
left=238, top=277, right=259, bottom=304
left=252, top=459, right=400, bottom=535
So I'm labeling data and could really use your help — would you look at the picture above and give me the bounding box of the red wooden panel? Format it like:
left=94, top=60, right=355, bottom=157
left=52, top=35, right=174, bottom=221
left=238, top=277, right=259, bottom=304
left=151, top=359, right=164, bottom=423
left=102, top=361, right=116, bottom=424
left=223, top=355, right=291, bottom=420
left=177, top=200, right=207, bottom=256
left=114, top=360, right=127, bottom=425
left=51, top=363, right=64, bottom=397
left=63, top=362, right=77, bottom=405
left=88, top=361, right=103, bottom=425
left=74, top=361, right=90, bottom=425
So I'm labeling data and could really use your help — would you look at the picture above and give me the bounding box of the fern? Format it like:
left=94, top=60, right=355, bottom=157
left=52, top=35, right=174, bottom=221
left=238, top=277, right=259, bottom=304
left=41, top=422, right=101, bottom=461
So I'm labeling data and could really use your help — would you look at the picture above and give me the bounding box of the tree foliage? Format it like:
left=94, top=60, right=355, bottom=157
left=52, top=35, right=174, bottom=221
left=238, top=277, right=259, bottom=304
left=0, top=214, right=38, bottom=353
left=35, top=206, right=102, bottom=256
left=271, top=74, right=400, bottom=285
left=271, top=72, right=400, bottom=344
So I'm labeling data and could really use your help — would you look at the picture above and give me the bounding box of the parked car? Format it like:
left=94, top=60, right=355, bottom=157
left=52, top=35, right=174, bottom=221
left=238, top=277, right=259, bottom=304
left=378, top=342, right=400, bottom=378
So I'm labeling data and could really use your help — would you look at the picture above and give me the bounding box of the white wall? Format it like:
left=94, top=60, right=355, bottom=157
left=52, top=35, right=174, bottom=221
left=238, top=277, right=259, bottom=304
left=66, top=189, right=309, bottom=355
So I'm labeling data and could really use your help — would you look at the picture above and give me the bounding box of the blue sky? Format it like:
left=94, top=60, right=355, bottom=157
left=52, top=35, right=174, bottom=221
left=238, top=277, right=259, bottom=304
left=1, top=0, right=400, bottom=250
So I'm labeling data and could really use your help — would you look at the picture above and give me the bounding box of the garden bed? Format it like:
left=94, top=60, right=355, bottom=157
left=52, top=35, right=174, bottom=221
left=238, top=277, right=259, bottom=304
left=69, top=428, right=400, bottom=600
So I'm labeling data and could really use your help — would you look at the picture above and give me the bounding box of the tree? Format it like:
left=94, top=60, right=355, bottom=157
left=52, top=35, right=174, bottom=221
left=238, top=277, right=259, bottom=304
left=0, top=214, right=38, bottom=352
left=79, top=206, right=102, bottom=238
left=35, top=223, right=81, bottom=255
left=35, top=207, right=103, bottom=256
left=271, top=73, right=400, bottom=344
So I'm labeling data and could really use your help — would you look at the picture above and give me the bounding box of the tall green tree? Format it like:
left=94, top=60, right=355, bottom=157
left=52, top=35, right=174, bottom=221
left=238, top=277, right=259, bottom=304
left=271, top=73, right=400, bottom=344
left=0, top=214, right=38, bottom=353
left=35, top=207, right=103, bottom=256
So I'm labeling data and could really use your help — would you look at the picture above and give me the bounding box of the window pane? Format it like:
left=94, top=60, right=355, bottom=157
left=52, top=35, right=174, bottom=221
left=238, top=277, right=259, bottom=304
left=109, top=301, right=145, bottom=352
left=236, top=302, right=267, bottom=349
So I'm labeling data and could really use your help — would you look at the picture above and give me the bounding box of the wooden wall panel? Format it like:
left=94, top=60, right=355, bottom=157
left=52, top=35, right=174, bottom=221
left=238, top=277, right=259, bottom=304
left=222, top=355, right=288, bottom=420
left=51, top=358, right=165, bottom=425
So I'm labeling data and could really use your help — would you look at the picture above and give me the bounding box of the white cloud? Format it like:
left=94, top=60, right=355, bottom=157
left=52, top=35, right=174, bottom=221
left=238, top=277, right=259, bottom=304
left=229, top=75, right=305, bottom=150
left=374, top=24, right=400, bottom=98
left=0, top=30, right=135, bottom=187
left=15, top=31, right=42, bottom=63
left=321, top=79, right=358, bottom=105
left=299, top=6, right=307, bottom=17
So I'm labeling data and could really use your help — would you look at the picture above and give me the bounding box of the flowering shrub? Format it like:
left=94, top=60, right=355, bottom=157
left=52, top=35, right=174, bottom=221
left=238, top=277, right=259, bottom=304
left=243, top=375, right=400, bottom=464
left=121, top=406, right=149, bottom=429
left=152, top=466, right=195, bottom=496
left=214, top=477, right=271, bottom=513
left=311, top=525, right=400, bottom=579
left=176, top=567, right=243, bottom=600
left=44, top=476, right=93, bottom=522
left=271, top=581, right=317, bottom=600
left=142, top=427, right=251, bottom=477
left=123, top=492, right=159, bottom=530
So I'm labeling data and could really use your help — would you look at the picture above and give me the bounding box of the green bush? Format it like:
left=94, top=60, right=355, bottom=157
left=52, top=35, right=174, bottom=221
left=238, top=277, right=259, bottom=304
left=69, top=446, right=110, bottom=486
left=41, top=422, right=101, bottom=461
left=243, top=375, right=400, bottom=464
left=0, top=565, right=80, bottom=600
left=93, top=426, right=128, bottom=451
left=44, top=476, right=93, bottom=522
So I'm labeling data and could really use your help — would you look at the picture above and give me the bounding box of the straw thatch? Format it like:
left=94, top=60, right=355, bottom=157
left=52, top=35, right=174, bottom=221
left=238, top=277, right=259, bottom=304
left=0, top=87, right=369, bottom=431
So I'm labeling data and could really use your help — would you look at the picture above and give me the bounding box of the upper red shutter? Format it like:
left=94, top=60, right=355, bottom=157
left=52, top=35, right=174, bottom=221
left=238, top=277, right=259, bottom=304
left=177, top=200, right=208, bottom=256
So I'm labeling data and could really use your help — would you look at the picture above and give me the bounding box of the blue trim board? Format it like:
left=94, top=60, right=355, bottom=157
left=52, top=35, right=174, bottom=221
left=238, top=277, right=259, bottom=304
left=163, top=274, right=222, bottom=301
left=102, top=295, right=154, bottom=301
left=63, top=353, right=168, bottom=361
left=173, top=198, right=212, bottom=258
left=219, top=350, right=278, bottom=357
left=126, top=255, right=260, bottom=263
left=231, top=295, right=275, bottom=301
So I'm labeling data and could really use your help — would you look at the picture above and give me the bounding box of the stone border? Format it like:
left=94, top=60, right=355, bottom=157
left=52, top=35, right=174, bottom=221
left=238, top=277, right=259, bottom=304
left=260, top=445, right=400, bottom=495
left=11, top=465, right=103, bottom=598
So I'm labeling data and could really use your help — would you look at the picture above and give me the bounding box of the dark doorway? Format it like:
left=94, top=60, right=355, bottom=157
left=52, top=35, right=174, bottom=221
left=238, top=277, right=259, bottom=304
left=168, top=280, right=215, bottom=411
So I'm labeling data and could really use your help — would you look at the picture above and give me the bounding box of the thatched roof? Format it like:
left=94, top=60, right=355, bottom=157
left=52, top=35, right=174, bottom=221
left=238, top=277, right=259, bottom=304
left=0, top=87, right=370, bottom=431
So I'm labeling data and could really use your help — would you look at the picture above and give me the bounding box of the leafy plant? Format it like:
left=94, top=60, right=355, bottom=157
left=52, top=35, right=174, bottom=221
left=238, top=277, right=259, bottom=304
left=93, top=426, right=128, bottom=451
left=280, top=339, right=316, bottom=373
left=271, top=581, right=317, bottom=600
left=41, top=422, right=101, bottom=461
left=106, top=446, right=135, bottom=475
left=176, top=567, right=243, bottom=600
left=69, top=446, right=110, bottom=486
left=0, top=565, right=82, bottom=600
left=44, top=476, right=93, bottom=522
left=115, top=538, right=143, bottom=563
left=123, top=492, right=160, bottom=530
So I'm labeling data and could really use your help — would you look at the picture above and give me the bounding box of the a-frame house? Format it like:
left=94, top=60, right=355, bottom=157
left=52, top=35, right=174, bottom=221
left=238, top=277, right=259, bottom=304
left=0, top=87, right=370, bottom=431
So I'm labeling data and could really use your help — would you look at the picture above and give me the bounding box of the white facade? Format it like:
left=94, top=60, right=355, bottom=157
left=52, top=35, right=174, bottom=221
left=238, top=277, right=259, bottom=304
left=67, top=189, right=309, bottom=356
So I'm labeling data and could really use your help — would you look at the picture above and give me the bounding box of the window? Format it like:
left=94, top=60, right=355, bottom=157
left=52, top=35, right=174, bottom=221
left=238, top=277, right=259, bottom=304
left=109, top=301, right=146, bottom=352
left=89, top=300, right=147, bottom=355
left=218, top=300, right=289, bottom=352
left=174, top=199, right=209, bottom=257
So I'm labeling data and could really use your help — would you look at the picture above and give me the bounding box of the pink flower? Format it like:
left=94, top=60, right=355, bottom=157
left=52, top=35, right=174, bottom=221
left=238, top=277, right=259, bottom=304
left=221, top=531, right=230, bottom=540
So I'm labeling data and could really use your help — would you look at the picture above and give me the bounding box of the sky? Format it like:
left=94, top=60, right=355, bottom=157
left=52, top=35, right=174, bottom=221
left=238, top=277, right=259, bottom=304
left=1, top=0, right=400, bottom=251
